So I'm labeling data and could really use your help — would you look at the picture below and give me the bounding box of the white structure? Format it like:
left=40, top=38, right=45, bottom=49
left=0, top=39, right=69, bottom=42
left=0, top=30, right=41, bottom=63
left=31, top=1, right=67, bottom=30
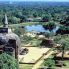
left=0, top=14, right=21, bottom=59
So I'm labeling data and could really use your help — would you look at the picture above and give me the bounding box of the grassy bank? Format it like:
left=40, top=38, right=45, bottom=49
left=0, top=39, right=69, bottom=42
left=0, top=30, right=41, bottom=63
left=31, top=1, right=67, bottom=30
left=19, top=64, right=33, bottom=69
left=9, top=22, right=40, bottom=28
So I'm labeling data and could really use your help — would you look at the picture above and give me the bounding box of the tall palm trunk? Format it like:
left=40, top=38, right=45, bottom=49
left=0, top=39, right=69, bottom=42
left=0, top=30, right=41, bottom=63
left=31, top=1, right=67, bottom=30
left=62, top=46, right=65, bottom=61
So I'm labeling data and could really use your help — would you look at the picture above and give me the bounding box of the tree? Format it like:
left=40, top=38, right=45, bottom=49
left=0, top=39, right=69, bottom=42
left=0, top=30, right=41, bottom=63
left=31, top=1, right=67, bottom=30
left=44, top=58, right=55, bottom=69
left=9, top=16, right=20, bottom=24
left=54, top=35, right=62, bottom=44
left=0, top=53, right=18, bottom=69
left=42, top=15, right=50, bottom=22
left=59, top=39, right=69, bottom=60
left=54, top=35, right=69, bottom=60
left=14, top=27, right=22, bottom=37
left=60, top=16, right=69, bottom=26
left=44, top=32, right=51, bottom=38
left=0, top=15, right=4, bottom=25
left=56, top=26, right=69, bottom=34
left=20, top=15, right=27, bottom=22
left=33, top=12, right=38, bottom=18
left=43, top=22, right=56, bottom=31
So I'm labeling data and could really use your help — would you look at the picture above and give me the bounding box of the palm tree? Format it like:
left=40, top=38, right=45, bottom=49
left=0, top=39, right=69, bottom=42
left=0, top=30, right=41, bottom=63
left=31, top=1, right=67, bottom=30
left=54, top=35, right=69, bottom=60
left=59, top=40, right=67, bottom=60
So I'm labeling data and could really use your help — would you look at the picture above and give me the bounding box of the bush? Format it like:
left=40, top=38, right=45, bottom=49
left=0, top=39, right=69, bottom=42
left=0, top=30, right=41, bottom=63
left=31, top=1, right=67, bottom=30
left=44, top=58, right=55, bottom=67
left=43, top=22, right=56, bottom=31
left=0, top=53, right=18, bottom=69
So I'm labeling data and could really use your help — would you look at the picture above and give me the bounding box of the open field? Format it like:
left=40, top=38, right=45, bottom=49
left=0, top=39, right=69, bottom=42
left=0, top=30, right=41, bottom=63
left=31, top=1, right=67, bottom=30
left=9, top=22, right=40, bottom=28
left=19, top=64, right=33, bottom=69
left=62, top=61, right=69, bottom=69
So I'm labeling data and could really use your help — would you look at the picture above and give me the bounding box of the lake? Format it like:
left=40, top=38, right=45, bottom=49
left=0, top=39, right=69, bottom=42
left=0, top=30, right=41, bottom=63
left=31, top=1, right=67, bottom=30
left=25, top=25, right=59, bottom=34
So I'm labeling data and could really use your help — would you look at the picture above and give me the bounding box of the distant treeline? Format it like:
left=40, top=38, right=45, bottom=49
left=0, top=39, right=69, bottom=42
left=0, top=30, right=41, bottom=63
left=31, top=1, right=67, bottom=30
left=0, top=2, right=69, bottom=25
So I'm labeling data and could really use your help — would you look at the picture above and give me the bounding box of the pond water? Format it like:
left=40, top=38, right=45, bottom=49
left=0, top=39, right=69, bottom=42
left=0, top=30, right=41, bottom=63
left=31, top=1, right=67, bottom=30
left=25, top=25, right=59, bottom=34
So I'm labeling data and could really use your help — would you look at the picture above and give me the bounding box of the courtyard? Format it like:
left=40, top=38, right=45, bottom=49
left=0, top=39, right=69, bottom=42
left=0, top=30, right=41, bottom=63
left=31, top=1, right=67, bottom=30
left=19, top=47, right=50, bottom=64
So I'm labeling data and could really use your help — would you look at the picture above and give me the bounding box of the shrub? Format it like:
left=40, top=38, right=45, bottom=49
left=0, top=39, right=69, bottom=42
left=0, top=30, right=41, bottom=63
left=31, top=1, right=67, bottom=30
left=44, top=58, right=55, bottom=67
left=0, top=53, right=18, bottom=69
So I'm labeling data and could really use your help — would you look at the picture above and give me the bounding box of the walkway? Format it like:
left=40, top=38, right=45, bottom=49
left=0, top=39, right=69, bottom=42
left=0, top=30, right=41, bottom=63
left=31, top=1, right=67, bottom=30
left=19, top=47, right=50, bottom=64
left=32, top=51, right=54, bottom=69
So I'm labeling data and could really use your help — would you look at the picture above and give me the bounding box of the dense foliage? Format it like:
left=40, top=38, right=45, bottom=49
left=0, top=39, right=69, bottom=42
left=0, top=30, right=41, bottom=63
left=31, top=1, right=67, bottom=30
left=60, top=16, right=69, bottom=26
left=44, top=58, right=55, bottom=67
left=43, top=22, right=56, bottom=31
left=0, top=2, right=69, bottom=25
left=0, top=53, right=18, bottom=69
left=56, top=16, right=69, bottom=34
left=54, top=35, right=69, bottom=60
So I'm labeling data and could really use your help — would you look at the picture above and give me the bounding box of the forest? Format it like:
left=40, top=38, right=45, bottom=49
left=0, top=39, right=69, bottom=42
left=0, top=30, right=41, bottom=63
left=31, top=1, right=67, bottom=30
left=0, top=1, right=69, bottom=69
left=0, top=2, right=69, bottom=24
left=0, top=1, right=69, bottom=34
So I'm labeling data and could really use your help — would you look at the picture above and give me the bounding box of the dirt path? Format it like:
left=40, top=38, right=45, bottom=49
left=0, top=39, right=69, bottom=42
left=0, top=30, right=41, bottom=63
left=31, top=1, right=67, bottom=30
left=32, top=51, right=54, bottom=69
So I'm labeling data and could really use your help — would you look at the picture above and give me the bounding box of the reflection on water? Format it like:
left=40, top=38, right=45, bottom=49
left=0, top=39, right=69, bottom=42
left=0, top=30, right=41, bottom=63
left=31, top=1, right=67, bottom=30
left=25, top=25, right=59, bottom=34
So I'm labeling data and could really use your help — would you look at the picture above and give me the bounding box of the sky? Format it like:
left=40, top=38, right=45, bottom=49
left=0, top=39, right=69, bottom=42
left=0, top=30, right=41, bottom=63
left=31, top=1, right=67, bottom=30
left=0, top=0, right=69, bottom=2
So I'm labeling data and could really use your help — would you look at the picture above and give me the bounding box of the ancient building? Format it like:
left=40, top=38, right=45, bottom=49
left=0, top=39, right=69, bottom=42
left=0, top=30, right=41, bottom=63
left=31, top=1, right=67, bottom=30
left=0, top=14, right=21, bottom=59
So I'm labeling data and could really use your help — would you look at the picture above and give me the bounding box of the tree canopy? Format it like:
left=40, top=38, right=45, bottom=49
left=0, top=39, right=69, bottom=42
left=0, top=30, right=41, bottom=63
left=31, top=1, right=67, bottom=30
left=0, top=53, right=18, bottom=69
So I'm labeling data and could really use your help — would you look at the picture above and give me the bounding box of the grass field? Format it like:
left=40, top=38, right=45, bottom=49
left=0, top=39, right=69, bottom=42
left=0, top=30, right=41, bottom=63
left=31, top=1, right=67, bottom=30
left=9, top=22, right=40, bottom=28
left=63, top=61, right=69, bottom=69
left=9, top=22, right=55, bottom=28
left=19, top=64, right=33, bottom=69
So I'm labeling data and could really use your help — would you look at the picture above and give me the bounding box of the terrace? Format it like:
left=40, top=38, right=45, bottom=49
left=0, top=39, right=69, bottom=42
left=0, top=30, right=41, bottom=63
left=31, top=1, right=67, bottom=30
left=19, top=47, right=50, bottom=64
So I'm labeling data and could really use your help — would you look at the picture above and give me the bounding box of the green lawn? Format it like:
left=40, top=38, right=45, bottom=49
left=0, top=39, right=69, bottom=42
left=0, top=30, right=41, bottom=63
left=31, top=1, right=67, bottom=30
left=62, top=61, right=69, bottom=69
left=9, top=22, right=40, bottom=28
left=40, top=54, right=69, bottom=69
left=19, top=64, right=33, bottom=69
left=21, top=36, right=42, bottom=47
